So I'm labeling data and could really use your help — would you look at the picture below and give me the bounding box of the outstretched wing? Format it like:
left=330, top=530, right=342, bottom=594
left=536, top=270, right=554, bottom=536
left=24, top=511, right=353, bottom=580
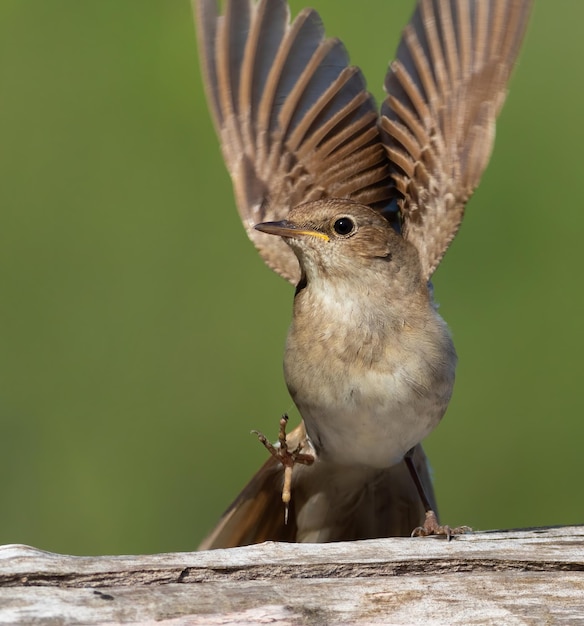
left=381, top=0, right=532, bottom=279
left=194, top=0, right=394, bottom=284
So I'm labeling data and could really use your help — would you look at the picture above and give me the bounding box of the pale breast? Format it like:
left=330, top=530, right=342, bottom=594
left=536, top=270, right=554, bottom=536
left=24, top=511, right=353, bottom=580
left=284, top=285, right=456, bottom=468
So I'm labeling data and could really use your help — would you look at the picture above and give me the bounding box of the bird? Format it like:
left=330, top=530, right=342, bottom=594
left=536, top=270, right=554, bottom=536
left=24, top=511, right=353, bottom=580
left=193, top=0, right=533, bottom=548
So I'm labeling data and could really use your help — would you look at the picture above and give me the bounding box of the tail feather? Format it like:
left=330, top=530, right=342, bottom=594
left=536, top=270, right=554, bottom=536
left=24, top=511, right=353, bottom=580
left=199, top=423, right=436, bottom=549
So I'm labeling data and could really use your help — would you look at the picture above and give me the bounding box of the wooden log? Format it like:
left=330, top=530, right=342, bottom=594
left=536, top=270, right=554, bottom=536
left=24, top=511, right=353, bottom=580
left=1, top=526, right=583, bottom=625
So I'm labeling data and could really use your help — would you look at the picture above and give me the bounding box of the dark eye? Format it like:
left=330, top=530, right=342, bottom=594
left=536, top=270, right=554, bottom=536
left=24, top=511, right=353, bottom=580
left=333, top=217, right=355, bottom=236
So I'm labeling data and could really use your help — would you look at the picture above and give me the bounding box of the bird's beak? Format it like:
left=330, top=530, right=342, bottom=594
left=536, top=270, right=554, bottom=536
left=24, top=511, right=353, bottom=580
left=254, top=220, right=329, bottom=241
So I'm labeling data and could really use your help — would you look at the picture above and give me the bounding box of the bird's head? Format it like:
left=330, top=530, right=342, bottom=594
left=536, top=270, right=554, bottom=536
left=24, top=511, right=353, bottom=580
left=255, top=199, right=423, bottom=295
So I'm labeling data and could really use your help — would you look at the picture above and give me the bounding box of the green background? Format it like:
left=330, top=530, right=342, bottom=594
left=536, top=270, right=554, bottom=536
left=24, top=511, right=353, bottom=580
left=0, top=0, right=581, bottom=556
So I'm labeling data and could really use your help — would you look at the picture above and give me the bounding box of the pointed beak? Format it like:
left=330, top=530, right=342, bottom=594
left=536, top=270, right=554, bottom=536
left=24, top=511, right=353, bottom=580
left=254, top=220, right=329, bottom=241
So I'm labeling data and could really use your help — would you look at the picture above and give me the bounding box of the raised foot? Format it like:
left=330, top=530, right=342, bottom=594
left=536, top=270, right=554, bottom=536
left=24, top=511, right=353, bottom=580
left=252, top=415, right=314, bottom=522
left=411, top=510, right=472, bottom=541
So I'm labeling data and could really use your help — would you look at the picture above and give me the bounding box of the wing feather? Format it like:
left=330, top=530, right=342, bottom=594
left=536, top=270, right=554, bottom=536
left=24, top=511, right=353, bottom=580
left=195, top=0, right=393, bottom=283
left=380, top=0, right=532, bottom=279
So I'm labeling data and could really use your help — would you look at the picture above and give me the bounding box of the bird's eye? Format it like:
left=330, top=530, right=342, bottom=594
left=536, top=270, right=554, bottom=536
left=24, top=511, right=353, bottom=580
left=333, top=217, right=355, bottom=236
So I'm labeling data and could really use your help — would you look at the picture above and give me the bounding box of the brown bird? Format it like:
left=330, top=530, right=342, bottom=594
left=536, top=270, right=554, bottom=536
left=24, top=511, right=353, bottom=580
left=193, top=0, right=532, bottom=549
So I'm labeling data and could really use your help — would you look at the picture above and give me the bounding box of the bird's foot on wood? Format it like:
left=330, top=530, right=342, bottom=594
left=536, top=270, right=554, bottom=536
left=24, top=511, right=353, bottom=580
left=252, top=414, right=314, bottom=523
left=411, top=510, right=472, bottom=540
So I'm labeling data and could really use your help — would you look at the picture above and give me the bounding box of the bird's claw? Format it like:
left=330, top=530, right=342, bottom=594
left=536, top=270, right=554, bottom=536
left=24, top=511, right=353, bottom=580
left=252, top=414, right=314, bottom=523
left=411, top=510, right=472, bottom=540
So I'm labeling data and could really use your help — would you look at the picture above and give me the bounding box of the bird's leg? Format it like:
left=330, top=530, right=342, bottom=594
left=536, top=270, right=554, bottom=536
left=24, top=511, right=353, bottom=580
left=252, top=414, right=314, bottom=523
left=404, top=448, right=471, bottom=540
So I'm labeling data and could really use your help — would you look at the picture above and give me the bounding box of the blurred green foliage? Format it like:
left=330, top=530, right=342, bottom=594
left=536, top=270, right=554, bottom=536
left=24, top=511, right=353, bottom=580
left=0, top=1, right=581, bottom=556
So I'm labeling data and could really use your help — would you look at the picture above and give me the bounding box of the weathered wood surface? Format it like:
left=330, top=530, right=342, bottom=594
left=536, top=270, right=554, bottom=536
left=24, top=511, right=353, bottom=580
left=1, top=526, right=583, bottom=625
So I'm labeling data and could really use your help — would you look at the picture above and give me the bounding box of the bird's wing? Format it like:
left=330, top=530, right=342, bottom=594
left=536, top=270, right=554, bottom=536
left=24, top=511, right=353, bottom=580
left=380, top=0, right=532, bottom=279
left=198, top=423, right=435, bottom=549
left=194, top=0, right=394, bottom=284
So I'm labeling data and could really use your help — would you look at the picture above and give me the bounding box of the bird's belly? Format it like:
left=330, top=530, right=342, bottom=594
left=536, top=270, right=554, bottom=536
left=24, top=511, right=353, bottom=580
left=303, top=377, right=445, bottom=468
left=285, top=348, right=453, bottom=469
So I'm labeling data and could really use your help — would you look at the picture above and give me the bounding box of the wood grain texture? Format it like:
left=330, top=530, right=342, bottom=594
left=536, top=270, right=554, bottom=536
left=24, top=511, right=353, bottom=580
left=1, top=526, right=583, bottom=625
